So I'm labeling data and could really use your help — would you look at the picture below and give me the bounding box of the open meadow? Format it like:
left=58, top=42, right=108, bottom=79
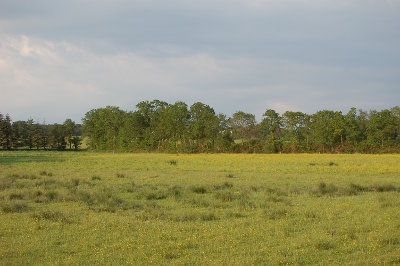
left=1, top=152, right=400, bottom=265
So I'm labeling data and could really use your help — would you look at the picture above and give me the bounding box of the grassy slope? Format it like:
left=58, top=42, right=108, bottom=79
left=0, top=152, right=400, bottom=265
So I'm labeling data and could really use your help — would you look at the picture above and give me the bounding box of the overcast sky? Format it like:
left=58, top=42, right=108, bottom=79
left=1, top=0, right=399, bottom=123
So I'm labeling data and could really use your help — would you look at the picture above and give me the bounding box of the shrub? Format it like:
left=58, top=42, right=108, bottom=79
left=169, top=185, right=182, bottom=198
left=91, top=175, right=101, bottom=181
left=267, top=208, right=287, bottom=220
left=39, top=171, right=53, bottom=177
left=9, top=193, right=24, bottom=200
left=315, top=182, right=338, bottom=196
left=45, top=190, right=59, bottom=201
left=191, top=185, right=207, bottom=194
left=315, top=240, right=335, bottom=250
left=72, top=178, right=80, bottom=187
left=372, top=184, right=397, bottom=192
left=33, top=210, right=71, bottom=223
left=213, top=182, right=233, bottom=190
left=347, top=183, right=369, bottom=195
left=168, top=160, right=177, bottom=166
left=215, top=191, right=235, bottom=202
left=146, top=191, right=167, bottom=200
left=2, top=201, right=29, bottom=213
left=200, top=212, right=217, bottom=221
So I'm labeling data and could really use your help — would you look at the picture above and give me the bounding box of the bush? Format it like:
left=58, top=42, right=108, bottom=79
left=315, top=182, right=338, bottom=196
left=168, top=160, right=177, bottom=166
left=200, top=212, right=217, bottom=221
left=146, top=191, right=168, bottom=200
left=213, top=182, right=233, bottom=190
left=315, top=240, right=335, bottom=250
left=215, top=191, right=235, bottom=202
left=2, top=201, right=29, bottom=213
left=372, top=184, right=398, bottom=192
left=33, top=210, right=71, bottom=223
left=91, top=175, right=101, bottom=181
left=347, top=183, right=369, bottom=195
left=191, top=185, right=207, bottom=194
left=39, top=171, right=53, bottom=177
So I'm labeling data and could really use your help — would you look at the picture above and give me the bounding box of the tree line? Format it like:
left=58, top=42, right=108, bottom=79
left=0, top=114, right=82, bottom=150
left=82, top=100, right=400, bottom=153
left=2, top=101, right=400, bottom=153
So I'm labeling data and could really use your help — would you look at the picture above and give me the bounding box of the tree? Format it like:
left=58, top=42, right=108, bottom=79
left=367, top=109, right=397, bottom=149
left=214, top=113, right=233, bottom=152
left=63, top=119, right=76, bottom=150
left=344, top=107, right=361, bottom=146
left=281, top=111, right=308, bottom=152
left=311, top=110, right=345, bottom=152
left=71, top=136, right=82, bottom=150
left=82, top=106, right=126, bottom=151
left=49, top=124, right=66, bottom=150
left=0, top=114, right=12, bottom=150
left=259, top=109, right=282, bottom=152
left=11, top=121, right=28, bottom=149
left=189, top=102, right=219, bottom=151
left=230, top=111, right=257, bottom=143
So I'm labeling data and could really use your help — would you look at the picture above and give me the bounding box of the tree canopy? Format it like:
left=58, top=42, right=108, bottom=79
left=1, top=101, right=400, bottom=153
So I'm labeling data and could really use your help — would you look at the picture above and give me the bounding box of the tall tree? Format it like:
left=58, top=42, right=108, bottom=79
left=63, top=119, right=76, bottom=150
left=82, top=106, right=126, bottom=151
left=230, top=111, right=257, bottom=143
left=189, top=102, right=219, bottom=151
left=11, top=121, right=28, bottom=149
left=281, top=111, right=308, bottom=152
left=367, top=109, right=397, bottom=149
left=311, top=110, right=345, bottom=152
left=0, top=114, right=13, bottom=150
left=259, top=109, right=282, bottom=152
left=49, top=124, right=66, bottom=150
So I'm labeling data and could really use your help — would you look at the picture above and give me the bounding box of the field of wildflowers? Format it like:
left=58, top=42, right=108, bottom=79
left=0, top=152, right=399, bottom=264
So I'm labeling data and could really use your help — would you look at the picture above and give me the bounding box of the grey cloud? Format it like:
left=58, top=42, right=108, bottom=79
left=0, top=0, right=399, bottom=122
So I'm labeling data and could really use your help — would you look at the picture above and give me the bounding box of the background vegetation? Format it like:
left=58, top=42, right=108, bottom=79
left=1, top=152, right=399, bottom=264
left=1, top=101, right=400, bottom=153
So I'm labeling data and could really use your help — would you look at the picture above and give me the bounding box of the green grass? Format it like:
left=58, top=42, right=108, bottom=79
left=1, top=151, right=400, bottom=264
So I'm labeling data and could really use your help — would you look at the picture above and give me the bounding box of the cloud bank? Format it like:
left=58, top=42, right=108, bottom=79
left=0, top=0, right=399, bottom=122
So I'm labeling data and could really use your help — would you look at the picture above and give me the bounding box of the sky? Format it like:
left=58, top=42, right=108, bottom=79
left=0, top=0, right=399, bottom=123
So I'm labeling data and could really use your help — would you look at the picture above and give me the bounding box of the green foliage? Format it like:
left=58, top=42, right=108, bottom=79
left=2, top=104, right=400, bottom=153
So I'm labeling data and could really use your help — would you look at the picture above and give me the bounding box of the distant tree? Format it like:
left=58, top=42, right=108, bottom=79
left=259, top=109, right=282, bottom=152
left=32, top=122, right=44, bottom=149
left=215, top=113, right=233, bottom=152
left=367, top=109, right=397, bottom=149
left=281, top=111, right=308, bottom=152
left=0, top=114, right=13, bottom=150
left=71, top=136, right=82, bottom=150
left=230, top=111, right=257, bottom=143
left=63, top=119, right=76, bottom=149
left=11, top=121, right=27, bottom=149
left=0, top=113, right=9, bottom=149
left=344, top=107, right=361, bottom=146
left=26, top=119, right=35, bottom=149
left=391, top=106, right=400, bottom=143
left=189, top=102, right=219, bottom=151
left=82, top=106, right=126, bottom=151
left=311, top=110, right=345, bottom=152
left=49, top=124, right=66, bottom=150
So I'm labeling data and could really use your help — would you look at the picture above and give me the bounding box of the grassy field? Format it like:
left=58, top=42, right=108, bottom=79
left=1, top=152, right=400, bottom=265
